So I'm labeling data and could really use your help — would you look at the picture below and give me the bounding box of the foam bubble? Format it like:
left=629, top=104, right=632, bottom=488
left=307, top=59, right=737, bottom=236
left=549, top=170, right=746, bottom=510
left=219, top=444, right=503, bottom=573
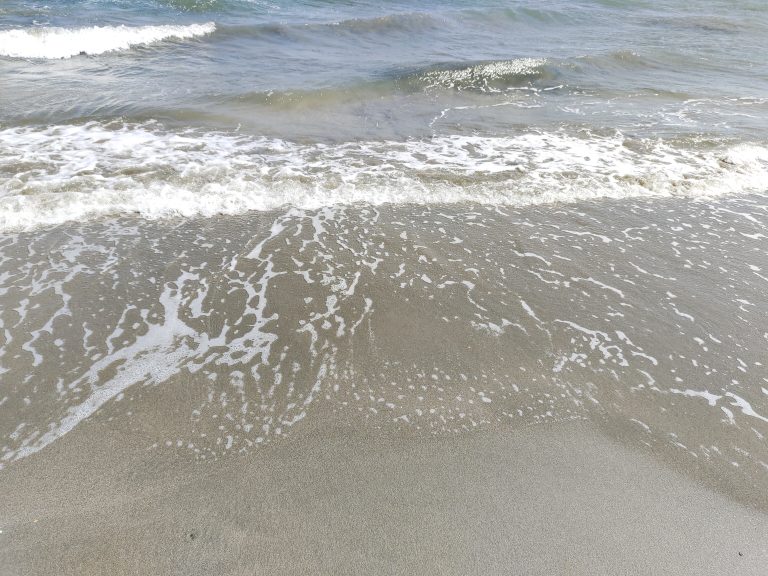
left=1, top=121, right=767, bottom=231
left=0, top=23, right=216, bottom=59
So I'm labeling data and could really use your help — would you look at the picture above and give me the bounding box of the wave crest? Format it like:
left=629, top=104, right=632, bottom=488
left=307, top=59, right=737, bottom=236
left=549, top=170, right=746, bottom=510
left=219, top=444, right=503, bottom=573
left=0, top=22, right=216, bottom=59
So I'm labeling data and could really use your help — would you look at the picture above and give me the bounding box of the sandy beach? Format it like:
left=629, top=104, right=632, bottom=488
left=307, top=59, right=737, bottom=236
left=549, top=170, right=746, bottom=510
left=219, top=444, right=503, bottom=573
left=2, top=414, right=767, bottom=575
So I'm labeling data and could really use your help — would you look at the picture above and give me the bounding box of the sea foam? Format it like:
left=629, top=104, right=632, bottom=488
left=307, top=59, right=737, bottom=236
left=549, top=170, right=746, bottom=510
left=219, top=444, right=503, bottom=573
left=1, top=122, right=767, bottom=231
left=0, top=23, right=216, bottom=59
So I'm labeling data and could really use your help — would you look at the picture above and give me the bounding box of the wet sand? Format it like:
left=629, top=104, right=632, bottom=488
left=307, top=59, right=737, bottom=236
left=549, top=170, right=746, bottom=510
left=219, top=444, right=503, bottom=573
left=1, top=196, right=767, bottom=574
left=1, top=416, right=766, bottom=575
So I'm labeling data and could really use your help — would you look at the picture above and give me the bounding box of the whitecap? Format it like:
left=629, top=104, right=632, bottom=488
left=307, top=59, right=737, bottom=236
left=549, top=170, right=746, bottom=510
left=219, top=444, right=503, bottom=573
left=0, top=22, right=216, bottom=59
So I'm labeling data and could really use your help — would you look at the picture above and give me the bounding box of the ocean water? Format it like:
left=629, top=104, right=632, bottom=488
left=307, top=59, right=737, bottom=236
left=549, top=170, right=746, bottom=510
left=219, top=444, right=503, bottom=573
left=2, top=0, right=768, bottom=225
left=1, top=0, right=767, bottom=505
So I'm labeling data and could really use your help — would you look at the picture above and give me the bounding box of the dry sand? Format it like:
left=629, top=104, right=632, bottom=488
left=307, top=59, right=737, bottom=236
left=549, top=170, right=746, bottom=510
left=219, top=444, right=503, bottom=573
left=1, top=417, right=766, bottom=575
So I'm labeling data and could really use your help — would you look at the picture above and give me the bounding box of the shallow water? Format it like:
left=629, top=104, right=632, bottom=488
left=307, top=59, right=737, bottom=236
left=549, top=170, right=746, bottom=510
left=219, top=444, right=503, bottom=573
left=0, top=0, right=767, bottom=509
left=2, top=196, right=768, bottom=506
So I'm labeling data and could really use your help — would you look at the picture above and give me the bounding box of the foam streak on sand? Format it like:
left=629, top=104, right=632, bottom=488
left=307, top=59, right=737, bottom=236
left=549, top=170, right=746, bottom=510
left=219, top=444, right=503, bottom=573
left=0, top=23, right=216, bottom=59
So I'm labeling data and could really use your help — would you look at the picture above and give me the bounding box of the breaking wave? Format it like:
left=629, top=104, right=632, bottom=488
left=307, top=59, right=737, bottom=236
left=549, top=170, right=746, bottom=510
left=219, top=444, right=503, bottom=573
left=1, top=121, right=766, bottom=230
left=0, top=22, right=216, bottom=59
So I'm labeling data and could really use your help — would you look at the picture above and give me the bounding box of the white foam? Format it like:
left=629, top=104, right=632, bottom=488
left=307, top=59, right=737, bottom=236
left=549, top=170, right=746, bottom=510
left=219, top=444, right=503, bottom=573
left=1, top=121, right=767, bottom=231
left=421, top=58, right=547, bottom=91
left=0, top=23, right=216, bottom=59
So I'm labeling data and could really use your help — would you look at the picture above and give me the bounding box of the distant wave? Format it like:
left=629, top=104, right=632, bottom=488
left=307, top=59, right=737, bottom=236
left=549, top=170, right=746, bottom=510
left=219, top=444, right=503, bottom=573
left=212, top=4, right=581, bottom=41
left=328, top=12, right=440, bottom=33
left=0, top=22, right=216, bottom=59
left=215, top=11, right=442, bottom=41
left=1, top=122, right=766, bottom=231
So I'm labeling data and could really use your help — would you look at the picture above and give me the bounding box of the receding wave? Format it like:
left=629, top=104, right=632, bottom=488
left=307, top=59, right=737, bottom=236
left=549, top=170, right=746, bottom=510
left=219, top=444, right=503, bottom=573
left=0, top=22, right=216, bottom=59
left=1, top=122, right=766, bottom=231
